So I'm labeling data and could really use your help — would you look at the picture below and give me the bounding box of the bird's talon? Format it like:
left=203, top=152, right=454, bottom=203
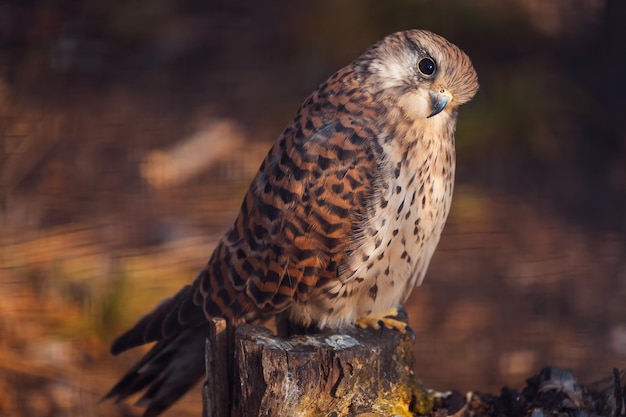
left=356, top=307, right=409, bottom=334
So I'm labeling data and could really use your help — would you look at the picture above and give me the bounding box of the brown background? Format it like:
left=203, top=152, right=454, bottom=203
left=1, top=0, right=625, bottom=416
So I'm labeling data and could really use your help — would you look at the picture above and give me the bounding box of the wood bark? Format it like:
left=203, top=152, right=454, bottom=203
left=203, top=317, right=232, bottom=417
left=203, top=319, right=429, bottom=417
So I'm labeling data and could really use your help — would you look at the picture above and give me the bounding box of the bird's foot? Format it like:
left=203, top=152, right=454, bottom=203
left=355, top=306, right=408, bottom=334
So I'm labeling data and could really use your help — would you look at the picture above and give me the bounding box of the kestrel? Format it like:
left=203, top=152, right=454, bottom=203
left=105, top=29, right=478, bottom=416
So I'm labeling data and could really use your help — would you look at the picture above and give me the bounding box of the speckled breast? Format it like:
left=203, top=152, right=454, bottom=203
left=296, top=125, right=456, bottom=329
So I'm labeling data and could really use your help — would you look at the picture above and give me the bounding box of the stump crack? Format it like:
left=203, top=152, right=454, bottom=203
left=329, top=357, right=345, bottom=398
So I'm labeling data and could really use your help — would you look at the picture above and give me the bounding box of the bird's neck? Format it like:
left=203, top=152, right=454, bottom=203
left=376, top=102, right=457, bottom=166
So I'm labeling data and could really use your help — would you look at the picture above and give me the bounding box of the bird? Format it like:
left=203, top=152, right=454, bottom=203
left=104, top=29, right=479, bottom=417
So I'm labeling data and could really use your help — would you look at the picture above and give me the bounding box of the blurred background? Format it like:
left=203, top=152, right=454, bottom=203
left=1, top=0, right=625, bottom=416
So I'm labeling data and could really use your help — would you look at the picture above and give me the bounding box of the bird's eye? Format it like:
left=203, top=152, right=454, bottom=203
left=418, top=57, right=436, bottom=76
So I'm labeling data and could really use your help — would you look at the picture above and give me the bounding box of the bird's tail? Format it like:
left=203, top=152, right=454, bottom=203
left=104, top=270, right=210, bottom=417
left=103, top=326, right=207, bottom=417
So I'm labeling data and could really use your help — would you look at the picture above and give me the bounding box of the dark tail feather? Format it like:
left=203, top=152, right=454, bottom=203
left=106, top=269, right=215, bottom=415
left=110, top=279, right=205, bottom=355
left=103, top=326, right=207, bottom=417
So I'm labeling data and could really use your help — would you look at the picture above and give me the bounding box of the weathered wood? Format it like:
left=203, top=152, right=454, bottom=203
left=204, top=321, right=430, bottom=417
left=203, top=322, right=626, bottom=417
left=204, top=317, right=231, bottom=417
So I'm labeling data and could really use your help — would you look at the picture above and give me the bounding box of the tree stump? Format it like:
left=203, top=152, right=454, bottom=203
left=203, top=318, right=431, bottom=417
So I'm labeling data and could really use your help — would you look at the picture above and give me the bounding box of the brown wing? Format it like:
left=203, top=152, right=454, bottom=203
left=192, top=68, right=384, bottom=323
left=203, top=121, right=381, bottom=319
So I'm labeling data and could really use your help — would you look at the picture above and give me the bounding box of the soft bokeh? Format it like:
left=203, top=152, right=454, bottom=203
left=1, top=1, right=625, bottom=416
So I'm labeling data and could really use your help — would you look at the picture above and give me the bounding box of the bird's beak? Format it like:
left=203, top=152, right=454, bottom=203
left=427, top=89, right=452, bottom=118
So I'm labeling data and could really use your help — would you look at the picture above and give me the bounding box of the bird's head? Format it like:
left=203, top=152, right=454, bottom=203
left=358, top=29, right=479, bottom=120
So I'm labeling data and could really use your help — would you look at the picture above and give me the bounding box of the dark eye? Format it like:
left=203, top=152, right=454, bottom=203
left=418, top=57, right=436, bottom=76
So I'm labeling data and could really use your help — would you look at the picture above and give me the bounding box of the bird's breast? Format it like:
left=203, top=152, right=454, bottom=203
left=295, top=124, right=456, bottom=329
left=350, top=138, right=454, bottom=308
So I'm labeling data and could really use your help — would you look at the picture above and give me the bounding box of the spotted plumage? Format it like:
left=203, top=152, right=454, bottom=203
left=105, top=29, right=478, bottom=416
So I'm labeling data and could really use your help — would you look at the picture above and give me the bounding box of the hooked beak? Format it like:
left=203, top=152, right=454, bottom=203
left=427, top=90, right=452, bottom=118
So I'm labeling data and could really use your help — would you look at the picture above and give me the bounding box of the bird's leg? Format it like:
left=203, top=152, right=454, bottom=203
left=355, top=306, right=409, bottom=334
